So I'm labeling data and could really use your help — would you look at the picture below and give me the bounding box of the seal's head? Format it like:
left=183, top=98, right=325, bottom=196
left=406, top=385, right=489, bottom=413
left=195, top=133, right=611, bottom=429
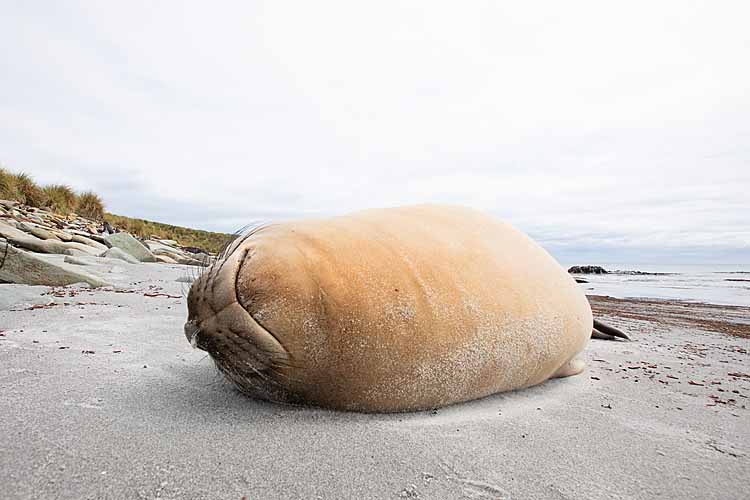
left=184, top=230, right=298, bottom=404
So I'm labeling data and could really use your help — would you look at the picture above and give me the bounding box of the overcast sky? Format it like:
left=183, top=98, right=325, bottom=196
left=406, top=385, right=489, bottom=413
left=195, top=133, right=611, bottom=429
left=2, top=1, right=748, bottom=265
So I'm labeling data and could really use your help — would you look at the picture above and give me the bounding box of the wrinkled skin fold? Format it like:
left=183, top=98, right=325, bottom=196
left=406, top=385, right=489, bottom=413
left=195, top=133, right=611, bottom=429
left=185, top=205, right=595, bottom=412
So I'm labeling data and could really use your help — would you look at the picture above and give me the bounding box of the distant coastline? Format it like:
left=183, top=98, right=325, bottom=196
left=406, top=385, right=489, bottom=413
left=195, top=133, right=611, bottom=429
left=568, top=263, right=750, bottom=307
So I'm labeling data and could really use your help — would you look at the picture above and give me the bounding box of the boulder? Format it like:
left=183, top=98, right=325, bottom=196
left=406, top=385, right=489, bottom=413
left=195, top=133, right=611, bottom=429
left=100, top=247, right=140, bottom=264
left=154, top=254, right=178, bottom=264
left=151, top=246, right=185, bottom=259
left=70, top=234, right=108, bottom=252
left=145, top=240, right=182, bottom=254
left=151, top=247, right=205, bottom=266
left=51, top=229, right=73, bottom=242
left=18, top=222, right=61, bottom=241
left=104, top=232, right=157, bottom=262
left=0, top=220, right=30, bottom=241
left=70, top=229, right=106, bottom=246
left=0, top=242, right=109, bottom=287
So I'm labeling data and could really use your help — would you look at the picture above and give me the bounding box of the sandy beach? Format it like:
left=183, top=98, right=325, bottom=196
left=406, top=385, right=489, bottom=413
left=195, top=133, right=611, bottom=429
left=1, top=260, right=748, bottom=499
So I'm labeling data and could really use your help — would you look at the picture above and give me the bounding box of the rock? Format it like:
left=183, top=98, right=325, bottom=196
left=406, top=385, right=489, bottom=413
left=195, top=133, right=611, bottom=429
left=151, top=246, right=185, bottom=259
left=4, top=233, right=101, bottom=256
left=18, top=222, right=62, bottom=241
left=0, top=220, right=30, bottom=241
left=181, top=245, right=209, bottom=255
left=0, top=242, right=109, bottom=287
left=100, top=247, right=140, bottom=264
left=51, top=229, right=73, bottom=242
left=178, top=256, right=207, bottom=266
left=152, top=249, right=202, bottom=266
left=0, top=199, right=19, bottom=208
left=70, top=234, right=108, bottom=252
left=154, top=254, right=178, bottom=264
left=63, top=255, right=95, bottom=266
left=192, top=252, right=212, bottom=265
left=574, top=278, right=589, bottom=283
left=70, top=230, right=106, bottom=244
left=568, top=265, right=608, bottom=274
left=103, top=232, right=157, bottom=262
left=145, top=240, right=181, bottom=254
left=63, top=248, right=92, bottom=257
left=145, top=241, right=207, bottom=266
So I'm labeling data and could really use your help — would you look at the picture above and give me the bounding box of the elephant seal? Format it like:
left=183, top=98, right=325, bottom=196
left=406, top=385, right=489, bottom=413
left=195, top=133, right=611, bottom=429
left=185, top=205, right=617, bottom=412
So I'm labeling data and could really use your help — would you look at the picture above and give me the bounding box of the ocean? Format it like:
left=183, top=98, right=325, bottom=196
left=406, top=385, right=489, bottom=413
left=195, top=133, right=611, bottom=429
left=562, top=263, right=750, bottom=307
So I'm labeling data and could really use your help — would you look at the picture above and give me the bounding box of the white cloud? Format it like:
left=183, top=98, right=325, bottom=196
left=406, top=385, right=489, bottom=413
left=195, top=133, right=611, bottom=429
left=1, top=1, right=748, bottom=264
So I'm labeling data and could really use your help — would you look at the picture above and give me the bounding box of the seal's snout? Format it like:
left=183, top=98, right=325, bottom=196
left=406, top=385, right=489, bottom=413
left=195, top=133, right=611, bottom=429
left=183, top=233, right=295, bottom=402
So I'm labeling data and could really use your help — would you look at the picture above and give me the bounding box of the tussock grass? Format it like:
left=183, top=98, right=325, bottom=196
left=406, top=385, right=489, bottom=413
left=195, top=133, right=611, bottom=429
left=0, top=168, right=17, bottom=200
left=1, top=165, right=231, bottom=254
left=76, top=191, right=105, bottom=220
left=12, top=172, right=48, bottom=206
left=43, top=184, right=78, bottom=213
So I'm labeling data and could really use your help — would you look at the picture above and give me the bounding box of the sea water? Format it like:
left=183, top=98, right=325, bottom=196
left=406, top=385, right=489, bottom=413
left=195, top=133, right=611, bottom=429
left=562, top=262, right=750, bottom=307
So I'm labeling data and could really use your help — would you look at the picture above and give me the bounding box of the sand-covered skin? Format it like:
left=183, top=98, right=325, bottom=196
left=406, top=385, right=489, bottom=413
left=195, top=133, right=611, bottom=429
left=1, top=262, right=748, bottom=499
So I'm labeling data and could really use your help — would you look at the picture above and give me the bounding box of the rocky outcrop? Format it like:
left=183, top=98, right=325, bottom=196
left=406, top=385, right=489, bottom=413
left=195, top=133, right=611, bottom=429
left=0, top=242, right=109, bottom=287
left=568, top=265, right=608, bottom=274
left=0, top=201, right=212, bottom=274
left=2, top=232, right=101, bottom=256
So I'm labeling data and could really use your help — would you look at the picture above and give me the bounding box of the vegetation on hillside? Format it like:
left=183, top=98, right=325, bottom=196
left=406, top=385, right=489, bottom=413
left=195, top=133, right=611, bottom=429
left=1, top=168, right=105, bottom=219
left=1, top=166, right=232, bottom=254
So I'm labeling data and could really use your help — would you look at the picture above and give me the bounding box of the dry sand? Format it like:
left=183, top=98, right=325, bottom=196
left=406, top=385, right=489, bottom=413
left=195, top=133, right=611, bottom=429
left=1, top=258, right=748, bottom=499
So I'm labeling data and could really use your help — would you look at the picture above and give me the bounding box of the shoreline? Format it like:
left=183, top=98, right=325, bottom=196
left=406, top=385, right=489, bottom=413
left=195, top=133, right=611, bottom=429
left=589, top=294, right=750, bottom=339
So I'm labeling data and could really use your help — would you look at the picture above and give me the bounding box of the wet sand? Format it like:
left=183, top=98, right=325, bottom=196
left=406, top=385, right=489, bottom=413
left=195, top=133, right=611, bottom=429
left=1, top=262, right=748, bottom=499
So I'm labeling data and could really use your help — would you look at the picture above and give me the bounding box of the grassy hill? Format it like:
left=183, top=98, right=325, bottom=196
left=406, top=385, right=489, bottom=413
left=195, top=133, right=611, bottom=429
left=1, top=167, right=232, bottom=254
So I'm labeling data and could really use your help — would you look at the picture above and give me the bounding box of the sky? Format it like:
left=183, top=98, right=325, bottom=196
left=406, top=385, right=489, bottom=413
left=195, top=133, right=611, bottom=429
left=2, top=1, right=749, bottom=265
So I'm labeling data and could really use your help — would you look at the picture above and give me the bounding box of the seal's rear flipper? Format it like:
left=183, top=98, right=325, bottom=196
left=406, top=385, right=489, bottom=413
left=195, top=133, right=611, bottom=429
left=591, top=319, right=629, bottom=341
left=592, top=328, right=618, bottom=340
left=552, top=358, right=585, bottom=378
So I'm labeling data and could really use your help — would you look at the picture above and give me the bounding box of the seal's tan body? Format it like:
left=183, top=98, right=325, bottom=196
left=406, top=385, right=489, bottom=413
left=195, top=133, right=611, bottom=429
left=186, top=205, right=592, bottom=412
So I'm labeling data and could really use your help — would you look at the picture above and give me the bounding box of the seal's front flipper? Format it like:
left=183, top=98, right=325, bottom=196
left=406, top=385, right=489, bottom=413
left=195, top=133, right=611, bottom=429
left=591, top=319, right=629, bottom=341
left=552, top=358, right=585, bottom=379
